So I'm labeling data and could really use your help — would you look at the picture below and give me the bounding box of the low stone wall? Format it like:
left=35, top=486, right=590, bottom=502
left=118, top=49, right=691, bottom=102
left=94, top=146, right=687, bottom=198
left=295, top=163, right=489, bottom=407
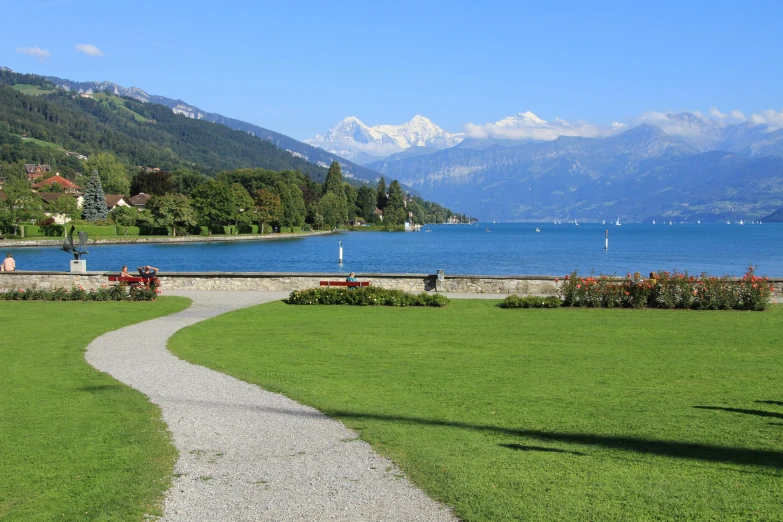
left=1, top=271, right=781, bottom=296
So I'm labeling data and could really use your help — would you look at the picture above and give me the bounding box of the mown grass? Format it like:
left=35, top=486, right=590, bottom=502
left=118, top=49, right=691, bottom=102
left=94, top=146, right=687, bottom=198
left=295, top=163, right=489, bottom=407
left=169, top=300, right=783, bottom=521
left=0, top=297, right=191, bottom=521
left=92, top=93, right=150, bottom=123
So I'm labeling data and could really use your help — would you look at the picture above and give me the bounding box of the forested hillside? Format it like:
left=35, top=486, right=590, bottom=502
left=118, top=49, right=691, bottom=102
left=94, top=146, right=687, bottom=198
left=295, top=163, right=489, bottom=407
left=0, top=70, right=329, bottom=179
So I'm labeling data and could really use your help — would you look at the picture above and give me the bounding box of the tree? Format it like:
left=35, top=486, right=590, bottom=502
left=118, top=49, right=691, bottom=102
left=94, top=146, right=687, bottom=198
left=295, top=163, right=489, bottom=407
left=171, top=169, right=209, bottom=196
left=344, top=183, right=358, bottom=219
left=387, top=179, right=404, bottom=209
left=48, top=194, right=79, bottom=224
left=229, top=183, right=254, bottom=232
left=109, top=205, right=140, bottom=227
left=190, top=180, right=233, bottom=233
left=254, top=189, right=282, bottom=234
left=131, top=170, right=174, bottom=196
left=317, top=192, right=347, bottom=229
left=275, top=181, right=306, bottom=230
left=376, top=176, right=388, bottom=210
left=356, top=185, right=377, bottom=221
left=83, top=153, right=131, bottom=196
left=147, top=194, right=196, bottom=236
left=322, top=161, right=344, bottom=198
left=82, top=169, right=108, bottom=221
left=1, top=178, right=44, bottom=236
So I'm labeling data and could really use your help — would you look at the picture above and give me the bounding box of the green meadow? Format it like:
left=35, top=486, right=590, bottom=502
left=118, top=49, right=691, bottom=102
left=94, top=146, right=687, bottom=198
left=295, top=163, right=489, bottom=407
left=0, top=298, right=190, bottom=522
left=169, top=300, right=783, bottom=521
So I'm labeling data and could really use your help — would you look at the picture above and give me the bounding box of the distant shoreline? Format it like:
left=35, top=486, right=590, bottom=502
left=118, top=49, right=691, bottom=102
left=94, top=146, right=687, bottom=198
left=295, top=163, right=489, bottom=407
left=1, top=230, right=334, bottom=249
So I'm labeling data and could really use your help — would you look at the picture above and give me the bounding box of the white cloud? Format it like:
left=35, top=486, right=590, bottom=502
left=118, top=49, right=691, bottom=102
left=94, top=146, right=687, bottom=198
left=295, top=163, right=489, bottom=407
left=16, top=47, right=51, bottom=61
left=709, top=107, right=728, bottom=119
left=749, top=109, right=783, bottom=129
left=74, top=44, right=104, bottom=56
left=464, top=116, right=615, bottom=141
left=730, top=110, right=746, bottom=121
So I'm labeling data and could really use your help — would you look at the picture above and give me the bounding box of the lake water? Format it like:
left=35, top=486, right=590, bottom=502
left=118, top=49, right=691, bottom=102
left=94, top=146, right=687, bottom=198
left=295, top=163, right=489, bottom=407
left=8, top=223, right=783, bottom=277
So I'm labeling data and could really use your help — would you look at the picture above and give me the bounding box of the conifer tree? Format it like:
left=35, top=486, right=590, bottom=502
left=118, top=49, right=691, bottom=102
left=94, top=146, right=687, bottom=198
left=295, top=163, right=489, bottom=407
left=82, top=169, right=108, bottom=221
left=322, top=161, right=345, bottom=198
left=376, top=176, right=388, bottom=210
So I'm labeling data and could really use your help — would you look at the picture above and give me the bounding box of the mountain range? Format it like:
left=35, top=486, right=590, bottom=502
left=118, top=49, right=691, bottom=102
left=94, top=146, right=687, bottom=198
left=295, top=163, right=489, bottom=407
left=305, top=115, right=463, bottom=164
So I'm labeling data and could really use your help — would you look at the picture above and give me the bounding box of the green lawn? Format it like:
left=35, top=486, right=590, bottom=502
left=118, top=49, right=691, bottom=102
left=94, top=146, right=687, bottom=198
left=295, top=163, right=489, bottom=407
left=169, top=300, right=783, bottom=521
left=0, top=297, right=191, bottom=521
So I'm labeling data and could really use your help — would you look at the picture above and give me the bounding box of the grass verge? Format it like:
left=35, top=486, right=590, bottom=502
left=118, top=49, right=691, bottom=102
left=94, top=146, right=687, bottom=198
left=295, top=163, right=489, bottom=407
left=169, top=299, right=783, bottom=521
left=0, top=297, right=191, bottom=521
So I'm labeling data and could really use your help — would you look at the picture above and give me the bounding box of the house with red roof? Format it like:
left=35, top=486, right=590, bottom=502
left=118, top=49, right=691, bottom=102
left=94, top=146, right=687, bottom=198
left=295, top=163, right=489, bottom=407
left=32, top=175, right=81, bottom=194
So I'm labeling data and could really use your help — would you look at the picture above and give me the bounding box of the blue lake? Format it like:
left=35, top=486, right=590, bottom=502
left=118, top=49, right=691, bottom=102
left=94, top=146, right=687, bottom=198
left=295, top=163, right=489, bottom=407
left=8, top=223, right=783, bottom=277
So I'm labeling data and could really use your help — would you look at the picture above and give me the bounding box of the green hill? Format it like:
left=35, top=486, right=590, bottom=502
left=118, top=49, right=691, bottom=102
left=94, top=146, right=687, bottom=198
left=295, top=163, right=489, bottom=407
left=0, top=70, right=330, bottom=180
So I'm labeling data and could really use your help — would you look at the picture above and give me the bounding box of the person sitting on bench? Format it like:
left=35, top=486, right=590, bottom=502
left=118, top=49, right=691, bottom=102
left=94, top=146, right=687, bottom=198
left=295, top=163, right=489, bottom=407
left=137, top=265, right=159, bottom=277
left=120, top=265, right=130, bottom=278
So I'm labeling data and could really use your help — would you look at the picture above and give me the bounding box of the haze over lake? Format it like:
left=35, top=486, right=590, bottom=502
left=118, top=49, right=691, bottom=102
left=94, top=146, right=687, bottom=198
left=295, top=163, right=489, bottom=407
left=12, top=223, right=783, bottom=278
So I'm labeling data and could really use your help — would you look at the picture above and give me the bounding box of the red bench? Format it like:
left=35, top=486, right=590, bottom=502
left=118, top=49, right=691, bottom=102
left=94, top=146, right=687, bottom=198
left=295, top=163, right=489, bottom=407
left=319, top=281, right=371, bottom=288
left=108, top=275, right=158, bottom=289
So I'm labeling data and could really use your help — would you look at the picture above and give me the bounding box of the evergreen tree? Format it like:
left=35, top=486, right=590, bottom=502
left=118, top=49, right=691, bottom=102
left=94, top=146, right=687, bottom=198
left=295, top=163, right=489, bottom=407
left=355, top=185, right=376, bottom=221
left=387, top=180, right=404, bottom=209
left=376, top=176, right=387, bottom=210
left=322, top=161, right=344, bottom=198
left=82, top=169, right=108, bottom=221
left=276, top=181, right=307, bottom=230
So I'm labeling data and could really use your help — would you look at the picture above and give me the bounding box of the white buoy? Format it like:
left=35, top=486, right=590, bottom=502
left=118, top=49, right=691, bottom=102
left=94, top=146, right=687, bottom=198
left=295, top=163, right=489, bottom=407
left=338, top=241, right=343, bottom=264
left=605, top=229, right=608, bottom=250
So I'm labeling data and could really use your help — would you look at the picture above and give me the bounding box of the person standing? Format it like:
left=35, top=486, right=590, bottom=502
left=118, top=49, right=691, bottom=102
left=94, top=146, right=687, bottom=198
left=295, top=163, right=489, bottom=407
left=1, top=253, right=15, bottom=271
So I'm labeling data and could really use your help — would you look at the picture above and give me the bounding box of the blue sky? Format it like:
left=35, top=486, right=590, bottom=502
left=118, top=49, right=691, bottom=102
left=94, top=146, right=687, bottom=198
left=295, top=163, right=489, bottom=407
left=2, top=0, right=781, bottom=139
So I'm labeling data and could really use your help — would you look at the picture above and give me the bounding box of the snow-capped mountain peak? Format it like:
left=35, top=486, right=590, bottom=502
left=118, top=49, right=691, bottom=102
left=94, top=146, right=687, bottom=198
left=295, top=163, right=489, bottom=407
left=495, top=111, right=546, bottom=126
left=306, top=115, right=464, bottom=164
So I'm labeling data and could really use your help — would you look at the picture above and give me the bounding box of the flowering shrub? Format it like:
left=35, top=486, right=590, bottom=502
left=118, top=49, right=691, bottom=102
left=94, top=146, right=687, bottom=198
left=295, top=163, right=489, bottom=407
left=0, top=284, right=157, bottom=302
left=559, top=267, right=772, bottom=311
left=287, top=287, right=449, bottom=307
left=498, top=295, right=562, bottom=308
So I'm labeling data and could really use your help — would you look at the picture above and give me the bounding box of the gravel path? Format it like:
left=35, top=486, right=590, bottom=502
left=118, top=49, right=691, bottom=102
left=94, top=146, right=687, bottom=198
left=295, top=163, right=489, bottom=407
left=86, top=291, right=456, bottom=521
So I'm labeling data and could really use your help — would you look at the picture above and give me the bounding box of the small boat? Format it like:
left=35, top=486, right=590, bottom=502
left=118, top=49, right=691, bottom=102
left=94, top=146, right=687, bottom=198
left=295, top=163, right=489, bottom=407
left=574, top=219, right=579, bottom=226
left=602, top=220, right=605, bottom=225
left=697, top=220, right=701, bottom=224
left=535, top=228, right=540, bottom=233
left=615, top=217, right=621, bottom=226
left=425, top=227, right=431, bottom=232
left=739, top=219, right=744, bottom=225
left=652, top=220, right=656, bottom=224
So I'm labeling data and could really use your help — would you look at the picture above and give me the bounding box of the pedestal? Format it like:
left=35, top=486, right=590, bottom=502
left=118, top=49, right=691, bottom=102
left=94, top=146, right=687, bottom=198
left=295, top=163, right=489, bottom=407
left=70, top=260, right=87, bottom=273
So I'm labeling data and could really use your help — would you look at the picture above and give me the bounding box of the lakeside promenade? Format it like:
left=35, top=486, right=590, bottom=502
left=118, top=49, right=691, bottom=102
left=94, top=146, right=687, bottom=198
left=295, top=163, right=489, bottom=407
left=0, top=230, right=333, bottom=248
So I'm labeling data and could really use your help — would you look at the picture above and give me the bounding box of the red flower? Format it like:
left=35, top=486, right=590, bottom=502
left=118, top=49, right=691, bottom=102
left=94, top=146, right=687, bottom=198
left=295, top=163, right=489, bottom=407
left=693, top=290, right=698, bottom=295
left=625, top=291, right=630, bottom=296
left=555, top=278, right=559, bottom=283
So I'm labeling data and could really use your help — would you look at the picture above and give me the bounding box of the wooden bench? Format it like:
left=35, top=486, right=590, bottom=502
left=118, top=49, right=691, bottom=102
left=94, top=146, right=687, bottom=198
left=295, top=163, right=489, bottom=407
left=108, top=275, right=159, bottom=289
left=319, top=281, right=371, bottom=288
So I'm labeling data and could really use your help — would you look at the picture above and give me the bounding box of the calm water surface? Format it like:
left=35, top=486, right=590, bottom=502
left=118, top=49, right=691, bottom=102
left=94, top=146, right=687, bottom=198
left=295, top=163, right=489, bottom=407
left=9, top=223, right=783, bottom=277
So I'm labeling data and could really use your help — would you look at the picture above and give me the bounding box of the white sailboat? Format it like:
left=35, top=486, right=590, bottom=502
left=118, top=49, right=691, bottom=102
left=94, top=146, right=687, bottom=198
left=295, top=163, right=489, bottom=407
left=652, top=219, right=656, bottom=224
left=615, top=217, right=621, bottom=226
left=739, top=219, right=744, bottom=225
left=575, top=219, right=579, bottom=226
left=602, top=220, right=605, bottom=225
left=697, top=220, right=701, bottom=224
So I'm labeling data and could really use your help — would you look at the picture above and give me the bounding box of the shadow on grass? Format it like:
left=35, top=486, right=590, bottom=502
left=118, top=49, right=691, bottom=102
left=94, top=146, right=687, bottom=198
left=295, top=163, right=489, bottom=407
left=756, top=400, right=783, bottom=407
left=694, top=406, right=783, bottom=420
left=160, top=396, right=783, bottom=468
left=500, top=443, right=585, bottom=456
left=76, top=384, right=124, bottom=392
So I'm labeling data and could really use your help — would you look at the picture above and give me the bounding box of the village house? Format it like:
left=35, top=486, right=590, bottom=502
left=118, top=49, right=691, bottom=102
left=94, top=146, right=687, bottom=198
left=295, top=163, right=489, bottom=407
left=25, top=164, right=52, bottom=181
left=129, top=192, right=152, bottom=209
left=32, top=174, right=81, bottom=194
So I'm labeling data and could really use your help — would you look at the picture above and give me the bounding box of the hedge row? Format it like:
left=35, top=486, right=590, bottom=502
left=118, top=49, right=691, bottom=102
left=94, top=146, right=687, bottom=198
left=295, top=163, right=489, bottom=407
left=559, top=267, right=773, bottom=311
left=287, top=287, right=450, bottom=307
left=499, top=295, right=562, bottom=308
left=0, top=286, right=157, bottom=301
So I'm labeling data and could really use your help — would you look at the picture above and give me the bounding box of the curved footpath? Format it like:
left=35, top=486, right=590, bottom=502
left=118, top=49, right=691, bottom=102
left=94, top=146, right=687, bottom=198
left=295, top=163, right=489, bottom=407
left=85, top=290, right=456, bottom=522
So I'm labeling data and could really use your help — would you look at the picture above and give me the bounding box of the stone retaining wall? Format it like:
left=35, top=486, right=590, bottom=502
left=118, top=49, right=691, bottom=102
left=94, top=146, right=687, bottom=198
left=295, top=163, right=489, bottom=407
left=1, top=271, right=781, bottom=296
